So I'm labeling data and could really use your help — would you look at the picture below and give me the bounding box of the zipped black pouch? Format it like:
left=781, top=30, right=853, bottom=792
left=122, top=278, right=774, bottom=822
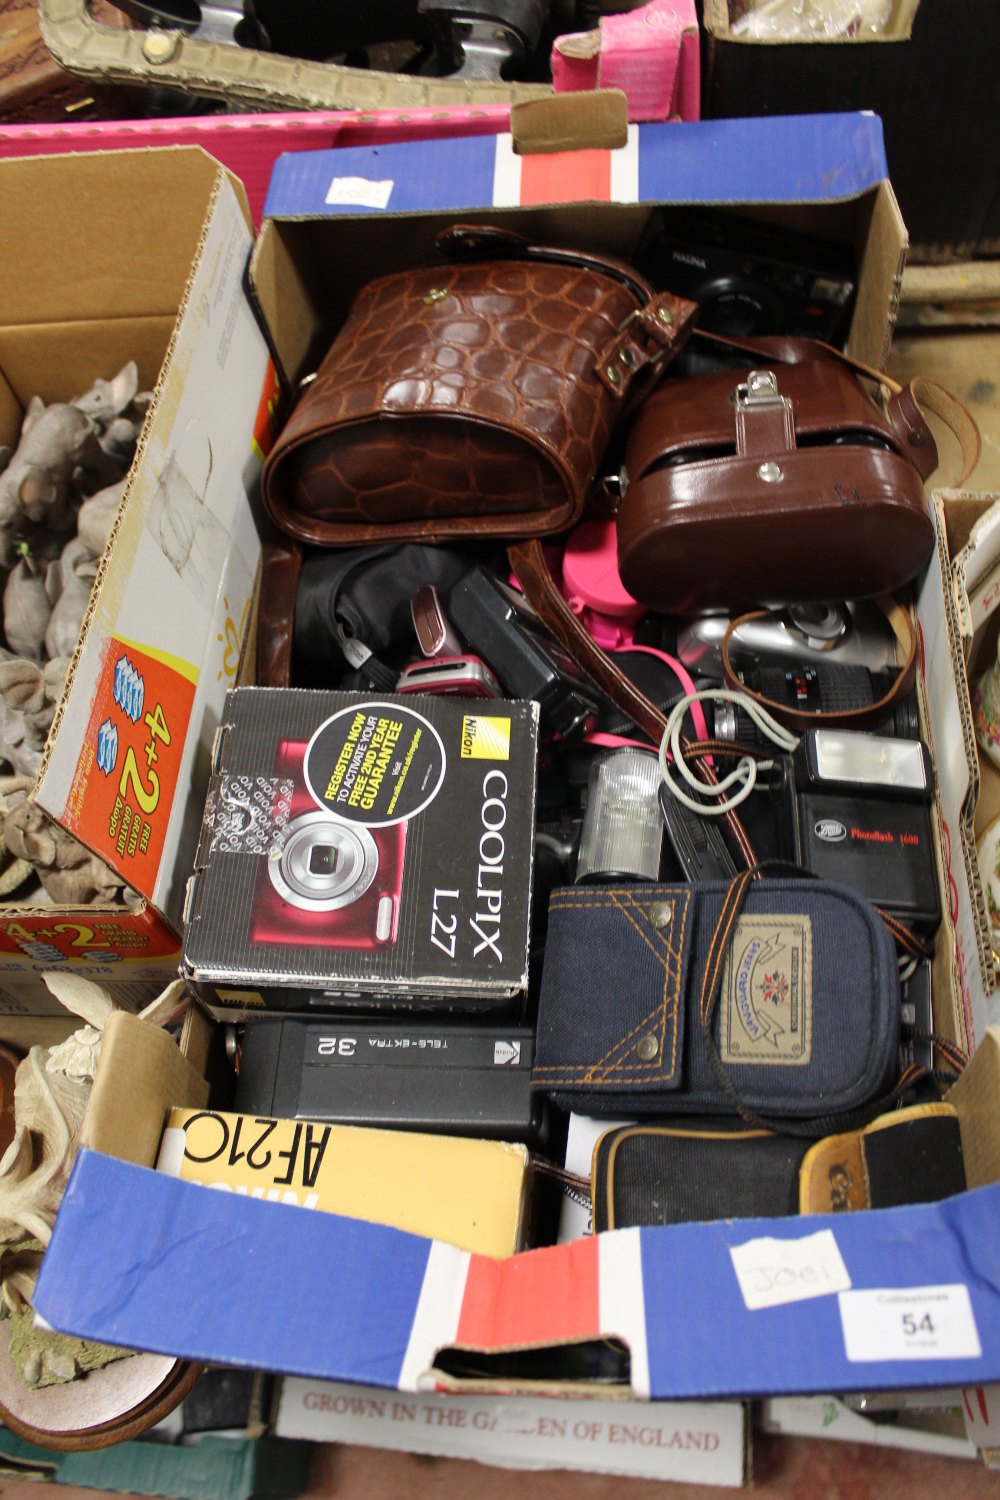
left=591, top=1103, right=966, bottom=1232
left=532, top=875, right=900, bottom=1121
left=592, top=1120, right=811, bottom=1232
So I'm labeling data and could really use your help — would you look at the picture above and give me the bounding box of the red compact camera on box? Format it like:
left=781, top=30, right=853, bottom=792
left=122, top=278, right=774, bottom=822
left=252, top=740, right=406, bottom=951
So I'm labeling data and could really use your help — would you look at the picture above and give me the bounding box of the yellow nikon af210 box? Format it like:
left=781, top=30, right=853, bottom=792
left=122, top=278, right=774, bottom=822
left=181, top=686, right=539, bottom=1019
left=157, top=1106, right=530, bottom=1257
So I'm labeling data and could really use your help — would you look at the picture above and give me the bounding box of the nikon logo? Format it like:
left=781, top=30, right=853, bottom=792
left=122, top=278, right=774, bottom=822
left=461, top=715, right=511, bottom=760
left=815, top=819, right=847, bottom=843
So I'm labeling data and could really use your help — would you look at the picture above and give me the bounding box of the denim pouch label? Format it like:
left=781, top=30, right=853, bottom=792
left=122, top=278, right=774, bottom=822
left=532, top=879, right=899, bottom=1119
left=720, top=915, right=813, bottom=1068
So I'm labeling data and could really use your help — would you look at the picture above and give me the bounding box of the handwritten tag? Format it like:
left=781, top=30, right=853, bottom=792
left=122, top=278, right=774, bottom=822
left=840, top=1285, right=982, bottom=1363
left=730, top=1229, right=851, bottom=1311
left=325, top=177, right=394, bottom=210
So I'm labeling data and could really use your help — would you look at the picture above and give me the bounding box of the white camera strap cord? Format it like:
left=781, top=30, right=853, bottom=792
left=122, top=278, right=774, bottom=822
left=658, top=687, right=799, bottom=816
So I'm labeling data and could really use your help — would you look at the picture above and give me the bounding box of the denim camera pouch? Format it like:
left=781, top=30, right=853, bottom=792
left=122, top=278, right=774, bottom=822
left=532, top=876, right=900, bottom=1120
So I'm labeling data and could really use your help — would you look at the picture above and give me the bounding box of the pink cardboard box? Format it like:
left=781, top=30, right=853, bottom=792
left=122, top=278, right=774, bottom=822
left=551, top=0, right=700, bottom=122
left=0, top=106, right=511, bottom=227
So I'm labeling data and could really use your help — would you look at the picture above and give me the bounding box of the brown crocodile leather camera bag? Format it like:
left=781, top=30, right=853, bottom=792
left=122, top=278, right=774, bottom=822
left=261, top=224, right=696, bottom=547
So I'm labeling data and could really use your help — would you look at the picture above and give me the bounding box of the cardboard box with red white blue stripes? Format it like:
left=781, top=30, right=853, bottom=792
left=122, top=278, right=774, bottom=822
left=34, top=1149, right=1000, bottom=1397
left=34, top=110, right=997, bottom=1404
left=251, top=110, right=904, bottom=384
left=261, top=113, right=891, bottom=221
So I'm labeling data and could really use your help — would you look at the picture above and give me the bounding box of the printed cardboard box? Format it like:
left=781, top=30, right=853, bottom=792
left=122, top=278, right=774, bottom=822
left=0, top=107, right=513, bottom=230
left=158, top=1106, right=532, bottom=1258
left=250, top=108, right=904, bottom=384
left=0, top=147, right=272, bottom=1020
left=31, top=1021, right=1000, bottom=1402
left=915, top=488, right=1000, bottom=1051
left=249, top=102, right=975, bottom=1042
left=180, top=688, right=538, bottom=1019
left=275, top=1378, right=750, bottom=1485
left=32, top=112, right=1000, bottom=1414
left=247, top=104, right=991, bottom=1068
left=761, top=1392, right=976, bottom=1461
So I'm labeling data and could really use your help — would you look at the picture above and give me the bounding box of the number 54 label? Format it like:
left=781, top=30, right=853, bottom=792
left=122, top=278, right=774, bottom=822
left=840, top=1284, right=982, bottom=1362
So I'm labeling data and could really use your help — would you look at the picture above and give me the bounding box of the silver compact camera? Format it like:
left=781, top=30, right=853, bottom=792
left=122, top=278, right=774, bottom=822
left=676, top=600, right=897, bottom=678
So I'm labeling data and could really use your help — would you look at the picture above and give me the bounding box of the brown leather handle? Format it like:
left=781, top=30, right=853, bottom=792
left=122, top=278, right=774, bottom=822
left=437, top=225, right=700, bottom=404
left=437, top=223, right=660, bottom=305
left=906, top=375, right=982, bottom=485
left=694, top=326, right=901, bottom=389
left=719, top=596, right=919, bottom=733
left=508, top=538, right=758, bottom=870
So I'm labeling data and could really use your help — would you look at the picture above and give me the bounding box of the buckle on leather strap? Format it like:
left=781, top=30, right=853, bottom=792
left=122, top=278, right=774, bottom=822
left=596, top=295, right=696, bottom=396
left=734, top=370, right=791, bottom=411
left=734, top=369, right=796, bottom=457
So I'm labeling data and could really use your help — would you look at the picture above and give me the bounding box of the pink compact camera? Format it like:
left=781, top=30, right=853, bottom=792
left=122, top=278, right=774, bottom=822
left=252, top=740, right=406, bottom=950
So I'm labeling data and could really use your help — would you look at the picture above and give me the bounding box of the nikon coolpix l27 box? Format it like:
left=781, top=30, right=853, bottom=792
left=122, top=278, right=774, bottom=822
left=181, top=687, right=538, bottom=1017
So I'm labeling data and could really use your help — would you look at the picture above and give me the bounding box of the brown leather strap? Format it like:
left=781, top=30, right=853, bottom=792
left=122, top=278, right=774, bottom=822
left=256, top=531, right=303, bottom=689
left=695, top=327, right=896, bottom=387
left=906, top=375, right=982, bottom=484
left=508, top=538, right=758, bottom=869
left=886, top=383, right=940, bottom=480
left=596, top=295, right=700, bottom=406
left=720, top=596, right=919, bottom=733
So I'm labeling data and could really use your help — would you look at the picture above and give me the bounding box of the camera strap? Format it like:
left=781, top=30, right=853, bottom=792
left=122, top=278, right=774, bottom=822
left=508, top=537, right=759, bottom=871
left=257, top=530, right=302, bottom=688
left=719, top=596, right=919, bottom=734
